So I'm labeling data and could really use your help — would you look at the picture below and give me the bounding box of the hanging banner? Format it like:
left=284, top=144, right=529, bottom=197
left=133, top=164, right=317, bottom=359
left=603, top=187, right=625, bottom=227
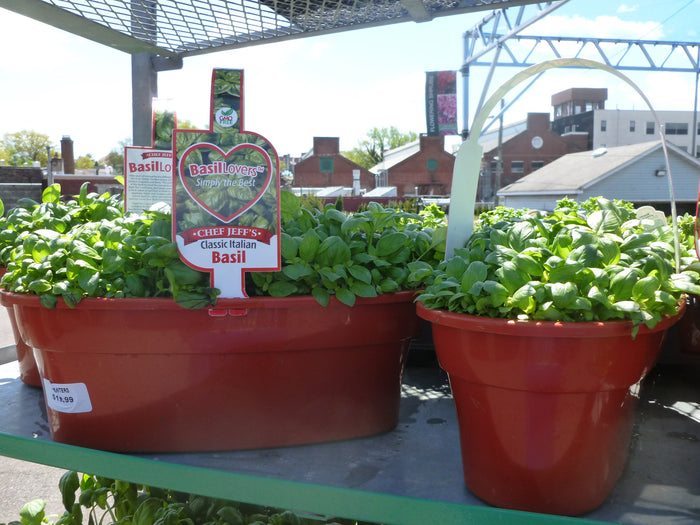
left=124, top=105, right=176, bottom=213
left=425, top=70, right=458, bottom=136
left=173, top=69, right=281, bottom=298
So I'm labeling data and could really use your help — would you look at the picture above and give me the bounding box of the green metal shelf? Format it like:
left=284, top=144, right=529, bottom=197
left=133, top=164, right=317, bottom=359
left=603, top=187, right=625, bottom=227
left=1, top=358, right=698, bottom=525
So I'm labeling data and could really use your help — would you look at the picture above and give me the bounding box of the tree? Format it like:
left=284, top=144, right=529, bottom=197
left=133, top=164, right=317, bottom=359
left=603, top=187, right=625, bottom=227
left=101, top=137, right=132, bottom=175
left=343, top=127, right=418, bottom=170
left=75, top=154, right=96, bottom=170
left=1, top=130, right=53, bottom=166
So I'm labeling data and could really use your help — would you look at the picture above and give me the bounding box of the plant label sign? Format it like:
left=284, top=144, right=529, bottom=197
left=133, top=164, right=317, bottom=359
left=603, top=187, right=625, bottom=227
left=124, top=107, right=177, bottom=213
left=173, top=69, right=281, bottom=298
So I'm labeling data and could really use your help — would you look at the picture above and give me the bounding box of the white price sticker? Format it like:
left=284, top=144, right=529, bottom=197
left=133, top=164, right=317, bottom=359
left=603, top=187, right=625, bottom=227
left=42, top=379, right=93, bottom=413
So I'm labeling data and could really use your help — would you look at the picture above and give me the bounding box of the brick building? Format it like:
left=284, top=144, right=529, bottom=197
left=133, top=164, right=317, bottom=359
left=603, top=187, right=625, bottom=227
left=478, top=113, right=588, bottom=202
left=371, top=134, right=455, bottom=197
left=293, top=137, right=374, bottom=192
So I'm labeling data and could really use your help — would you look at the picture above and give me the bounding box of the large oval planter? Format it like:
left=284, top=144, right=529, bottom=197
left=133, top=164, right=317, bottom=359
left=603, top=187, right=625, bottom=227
left=416, top=302, right=682, bottom=516
left=0, top=268, right=41, bottom=387
left=0, top=290, right=419, bottom=452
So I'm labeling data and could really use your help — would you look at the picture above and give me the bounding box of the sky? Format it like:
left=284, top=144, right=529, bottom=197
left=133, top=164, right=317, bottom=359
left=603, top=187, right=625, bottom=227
left=1, top=0, right=700, bottom=161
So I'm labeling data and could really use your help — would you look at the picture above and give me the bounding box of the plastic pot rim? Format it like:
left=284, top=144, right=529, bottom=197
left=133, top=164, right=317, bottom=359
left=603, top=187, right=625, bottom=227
left=0, top=289, right=419, bottom=311
left=415, top=300, right=685, bottom=338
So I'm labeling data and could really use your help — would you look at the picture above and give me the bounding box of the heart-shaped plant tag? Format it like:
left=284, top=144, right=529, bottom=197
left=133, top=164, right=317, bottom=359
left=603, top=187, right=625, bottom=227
left=179, top=142, right=273, bottom=223
left=173, top=69, right=281, bottom=298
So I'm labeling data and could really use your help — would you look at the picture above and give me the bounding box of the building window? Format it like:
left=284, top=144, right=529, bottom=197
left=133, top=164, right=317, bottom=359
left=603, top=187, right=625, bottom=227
left=490, top=160, right=498, bottom=172
left=531, top=161, right=545, bottom=171
left=511, top=161, right=525, bottom=173
left=600, top=120, right=607, bottom=132
left=697, top=122, right=700, bottom=135
left=666, top=122, right=689, bottom=135
left=646, top=122, right=655, bottom=135
left=629, top=120, right=636, bottom=132
left=319, top=157, right=334, bottom=173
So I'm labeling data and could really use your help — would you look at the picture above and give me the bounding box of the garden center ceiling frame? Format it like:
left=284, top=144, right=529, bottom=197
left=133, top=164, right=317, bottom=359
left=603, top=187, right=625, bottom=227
left=0, top=0, right=547, bottom=57
left=0, top=0, right=549, bottom=144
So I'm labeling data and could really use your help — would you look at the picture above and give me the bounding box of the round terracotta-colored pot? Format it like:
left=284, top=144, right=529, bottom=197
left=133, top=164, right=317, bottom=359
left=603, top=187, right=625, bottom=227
left=677, top=294, right=700, bottom=355
left=0, top=268, right=41, bottom=387
left=416, top=302, right=682, bottom=516
left=1, top=290, right=420, bottom=452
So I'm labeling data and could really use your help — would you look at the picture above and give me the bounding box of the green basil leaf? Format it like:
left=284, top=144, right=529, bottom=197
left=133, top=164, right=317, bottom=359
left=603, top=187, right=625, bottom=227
left=280, top=233, right=299, bottom=260
left=348, top=265, right=372, bottom=284
left=268, top=281, right=297, bottom=297
left=610, top=267, right=641, bottom=301
left=482, top=280, right=509, bottom=307
left=312, top=286, right=330, bottom=307
left=281, top=262, right=314, bottom=280
left=375, top=232, right=408, bottom=257
left=335, top=287, right=356, bottom=306
left=632, top=275, right=660, bottom=303
left=317, top=236, right=351, bottom=267
left=298, top=229, right=320, bottom=263
left=567, top=244, right=603, bottom=267
left=548, top=281, right=578, bottom=309
left=495, top=260, right=529, bottom=294
left=350, top=281, right=378, bottom=298
left=513, top=253, right=543, bottom=277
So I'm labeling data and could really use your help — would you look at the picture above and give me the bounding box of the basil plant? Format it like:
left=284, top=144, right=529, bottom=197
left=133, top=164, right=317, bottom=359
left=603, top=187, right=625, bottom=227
left=417, top=197, right=700, bottom=333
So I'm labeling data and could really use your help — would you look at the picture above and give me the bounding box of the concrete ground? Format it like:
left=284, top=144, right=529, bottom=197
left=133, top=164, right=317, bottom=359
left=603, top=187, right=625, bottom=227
left=0, top=309, right=66, bottom=524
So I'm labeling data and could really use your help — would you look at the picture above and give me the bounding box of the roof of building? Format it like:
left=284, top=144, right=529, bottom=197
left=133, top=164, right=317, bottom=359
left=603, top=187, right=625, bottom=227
left=369, top=141, right=420, bottom=174
left=363, top=186, right=398, bottom=197
left=498, top=140, right=699, bottom=195
left=477, top=118, right=528, bottom=153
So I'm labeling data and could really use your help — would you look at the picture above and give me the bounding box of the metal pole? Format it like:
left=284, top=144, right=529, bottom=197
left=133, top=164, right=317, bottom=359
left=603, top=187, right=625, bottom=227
left=46, top=146, right=53, bottom=186
left=461, top=31, right=472, bottom=139
left=693, top=69, right=699, bottom=157
left=131, top=0, right=158, bottom=146
left=496, top=99, right=504, bottom=204
left=131, top=53, right=157, bottom=146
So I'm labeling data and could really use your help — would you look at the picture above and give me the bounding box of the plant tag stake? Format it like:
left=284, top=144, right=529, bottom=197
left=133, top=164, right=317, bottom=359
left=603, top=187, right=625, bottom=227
left=173, top=69, right=281, bottom=298
left=124, top=104, right=177, bottom=213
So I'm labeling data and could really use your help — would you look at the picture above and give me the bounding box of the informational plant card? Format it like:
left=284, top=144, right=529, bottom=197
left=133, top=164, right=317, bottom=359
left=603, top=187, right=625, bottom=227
left=173, top=69, right=281, bottom=298
left=124, top=107, right=176, bottom=213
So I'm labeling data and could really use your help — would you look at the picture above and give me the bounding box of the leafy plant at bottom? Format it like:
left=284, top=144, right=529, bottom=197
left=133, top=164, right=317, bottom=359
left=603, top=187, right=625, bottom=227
left=4, top=472, right=378, bottom=525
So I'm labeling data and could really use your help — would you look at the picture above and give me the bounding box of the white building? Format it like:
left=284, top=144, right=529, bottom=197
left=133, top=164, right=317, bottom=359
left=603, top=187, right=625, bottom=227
left=593, top=110, right=700, bottom=156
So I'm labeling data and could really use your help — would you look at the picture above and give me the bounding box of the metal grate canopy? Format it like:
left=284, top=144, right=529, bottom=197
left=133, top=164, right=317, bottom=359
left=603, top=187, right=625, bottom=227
left=0, top=0, right=544, bottom=58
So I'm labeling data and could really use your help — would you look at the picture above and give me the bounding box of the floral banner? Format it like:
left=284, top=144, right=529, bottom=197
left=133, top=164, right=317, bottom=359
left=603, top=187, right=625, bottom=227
left=425, top=71, right=458, bottom=136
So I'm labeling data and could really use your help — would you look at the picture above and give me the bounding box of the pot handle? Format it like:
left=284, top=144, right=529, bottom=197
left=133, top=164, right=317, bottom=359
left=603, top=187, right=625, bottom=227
left=208, top=308, right=248, bottom=317
left=446, top=57, right=679, bottom=272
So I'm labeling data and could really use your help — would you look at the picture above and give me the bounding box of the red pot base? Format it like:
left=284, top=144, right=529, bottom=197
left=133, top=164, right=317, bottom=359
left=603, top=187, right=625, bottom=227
left=453, top=381, right=636, bottom=515
left=417, top=303, right=680, bottom=516
left=1, top=268, right=41, bottom=387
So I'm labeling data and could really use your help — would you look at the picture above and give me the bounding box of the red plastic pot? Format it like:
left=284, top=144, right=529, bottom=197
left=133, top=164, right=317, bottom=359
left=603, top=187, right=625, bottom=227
left=416, top=302, right=682, bottom=516
left=0, top=268, right=41, bottom=387
left=677, top=294, right=700, bottom=355
left=1, top=290, right=419, bottom=452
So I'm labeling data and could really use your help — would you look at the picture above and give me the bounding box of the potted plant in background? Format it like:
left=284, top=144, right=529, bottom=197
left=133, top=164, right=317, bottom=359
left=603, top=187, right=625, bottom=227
left=414, top=197, right=700, bottom=516
left=0, top=184, right=445, bottom=452
left=673, top=212, right=700, bottom=355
